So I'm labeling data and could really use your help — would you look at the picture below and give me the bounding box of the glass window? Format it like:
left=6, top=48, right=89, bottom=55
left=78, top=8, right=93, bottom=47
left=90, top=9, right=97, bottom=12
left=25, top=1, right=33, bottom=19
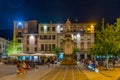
left=47, top=35, right=51, bottom=40
left=52, top=27, right=55, bottom=31
left=41, top=27, right=43, bottom=31
left=44, top=35, right=47, bottom=39
left=52, top=35, right=56, bottom=40
left=45, top=44, right=47, bottom=51
left=18, top=32, right=22, bottom=36
left=35, top=47, right=37, bottom=51
left=52, top=44, right=56, bottom=49
left=27, top=47, right=29, bottom=51
left=47, top=27, right=50, bottom=31
left=41, top=44, right=44, bottom=51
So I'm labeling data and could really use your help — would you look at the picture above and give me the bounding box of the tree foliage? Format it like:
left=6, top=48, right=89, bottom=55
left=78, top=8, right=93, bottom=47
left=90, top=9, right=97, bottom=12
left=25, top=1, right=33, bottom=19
left=89, top=21, right=120, bottom=56
left=73, top=47, right=79, bottom=55
left=53, top=47, right=61, bottom=56
left=6, top=40, right=22, bottom=55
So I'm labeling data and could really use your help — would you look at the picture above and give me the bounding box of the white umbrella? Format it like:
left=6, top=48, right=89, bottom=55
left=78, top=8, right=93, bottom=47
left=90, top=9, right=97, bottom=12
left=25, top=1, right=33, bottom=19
left=11, top=53, right=29, bottom=56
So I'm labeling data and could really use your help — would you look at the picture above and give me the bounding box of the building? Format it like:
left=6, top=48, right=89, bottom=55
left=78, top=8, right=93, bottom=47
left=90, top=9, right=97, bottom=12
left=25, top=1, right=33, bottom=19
left=0, top=37, right=9, bottom=56
left=13, top=19, right=96, bottom=59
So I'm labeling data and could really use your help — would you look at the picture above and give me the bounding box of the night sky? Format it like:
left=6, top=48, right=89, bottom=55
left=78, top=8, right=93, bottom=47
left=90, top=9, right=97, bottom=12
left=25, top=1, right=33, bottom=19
left=0, top=0, right=120, bottom=30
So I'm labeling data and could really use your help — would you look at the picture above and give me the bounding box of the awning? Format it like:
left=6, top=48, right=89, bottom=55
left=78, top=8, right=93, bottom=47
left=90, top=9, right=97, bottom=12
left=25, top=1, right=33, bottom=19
left=10, top=53, right=56, bottom=57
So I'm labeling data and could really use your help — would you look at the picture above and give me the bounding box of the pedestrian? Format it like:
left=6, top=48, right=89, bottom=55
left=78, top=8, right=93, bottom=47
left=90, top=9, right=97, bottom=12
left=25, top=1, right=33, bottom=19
left=113, top=59, right=116, bottom=70
left=46, top=57, right=50, bottom=67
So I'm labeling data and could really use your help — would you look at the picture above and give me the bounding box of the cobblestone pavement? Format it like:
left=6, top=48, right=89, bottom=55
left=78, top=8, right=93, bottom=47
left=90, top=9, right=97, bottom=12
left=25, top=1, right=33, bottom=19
left=99, top=67, right=120, bottom=80
left=0, top=65, right=54, bottom=80
left=40, top=65, right=89, bottom=80
left=1, top=63, right=120, bottom=80
left=0, top=64, right=16, bottom=78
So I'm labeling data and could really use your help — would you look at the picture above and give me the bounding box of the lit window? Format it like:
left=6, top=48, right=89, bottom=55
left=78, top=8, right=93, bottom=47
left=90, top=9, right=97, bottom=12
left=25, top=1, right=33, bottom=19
left=44, top=25, right=47, bottom=33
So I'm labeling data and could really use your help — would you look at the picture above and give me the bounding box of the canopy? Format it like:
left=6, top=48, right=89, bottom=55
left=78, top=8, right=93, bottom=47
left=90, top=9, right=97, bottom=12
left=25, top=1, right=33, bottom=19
left=10, top=53, right=29, bottom=56
left=10, top=53, right=56, bottom=57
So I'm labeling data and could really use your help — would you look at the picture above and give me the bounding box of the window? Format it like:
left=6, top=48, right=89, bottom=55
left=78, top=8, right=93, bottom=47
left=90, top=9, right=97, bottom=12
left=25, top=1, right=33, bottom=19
left=52, top=44, right=56, bottom=49
left=52, top=27, right=55, bottom=31
left=41, top=27, right=43, bottom=31
left=18, top=32, right=22, bottom=36
left=45, top=44, right=47, bottom=51
left=47, top=35, right=51, bottom=40
left=27, top=47, right=29, bottom=51
left=47, top=27, right=50, bottom=31
left=41, top=44, right=44, bottom=51
left=35, top=47, right=37, bottom=51
left=52, top=35, right=56, bottom=40
left=27, top=36, right=29, bottom=39
left=40, top=35, right=44, bottom=40
left=44, top=35, right=47, bottom=39
left=49, top=44, right=51, bottom=51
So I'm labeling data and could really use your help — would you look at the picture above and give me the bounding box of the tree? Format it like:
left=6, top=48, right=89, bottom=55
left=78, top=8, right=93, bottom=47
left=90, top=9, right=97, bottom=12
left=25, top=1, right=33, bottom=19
left=89, top=22, right=120, bottom=56
left=73, top=47, right=79, bottom=55
left=53, top=47, right=61, bottom=56
left=6, top=40, right=22, bottom=55
left=89, top=19, right=120, bottom=69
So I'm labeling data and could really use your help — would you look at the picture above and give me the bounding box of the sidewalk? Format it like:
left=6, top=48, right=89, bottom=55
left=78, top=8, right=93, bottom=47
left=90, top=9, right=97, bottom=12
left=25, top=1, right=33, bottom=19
left=99, top=67, right=120, bottom=80
left=0, top=65, right=54, bottom=80
left=78, top=63, right=112, bottom=80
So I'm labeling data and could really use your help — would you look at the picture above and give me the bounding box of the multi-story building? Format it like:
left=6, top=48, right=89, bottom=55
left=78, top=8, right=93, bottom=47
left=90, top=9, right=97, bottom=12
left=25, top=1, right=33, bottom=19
left=13, top=19, right=96, bottom=59
left=0, top=37, right=9, bottom=56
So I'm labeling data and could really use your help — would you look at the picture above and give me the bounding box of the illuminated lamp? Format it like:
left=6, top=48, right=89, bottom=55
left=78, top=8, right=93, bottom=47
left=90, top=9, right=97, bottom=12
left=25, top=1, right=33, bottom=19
left=18, top=22, right=22, bottom=25
left=91, top=25, right=94, bottom=28
left=30, top=35, right=34, bottom=39
left=57, top=25, right=60, bottom=28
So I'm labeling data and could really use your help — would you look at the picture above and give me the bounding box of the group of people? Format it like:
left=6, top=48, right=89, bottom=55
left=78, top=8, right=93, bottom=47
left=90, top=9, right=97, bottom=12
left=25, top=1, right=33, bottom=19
left=45, top=56, right=58, bottom=67
left=81, top=58, right=118, bottom=71
left=81, top=59, right=98, bottom=69
left=16, top=56, right=58, bottom=74
left=16, top=61, right=30, bottom=74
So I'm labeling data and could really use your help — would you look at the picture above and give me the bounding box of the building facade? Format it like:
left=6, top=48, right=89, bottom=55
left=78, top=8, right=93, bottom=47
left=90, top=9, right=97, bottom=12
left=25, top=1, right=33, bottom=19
left=0, top=37, right=9, bottom=56
left=13, top=19, right=96, bottom=59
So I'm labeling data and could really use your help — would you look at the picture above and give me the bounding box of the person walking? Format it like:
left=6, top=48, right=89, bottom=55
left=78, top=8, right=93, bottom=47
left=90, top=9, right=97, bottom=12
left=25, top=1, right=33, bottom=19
left=113, top=59, right=116, bottom=70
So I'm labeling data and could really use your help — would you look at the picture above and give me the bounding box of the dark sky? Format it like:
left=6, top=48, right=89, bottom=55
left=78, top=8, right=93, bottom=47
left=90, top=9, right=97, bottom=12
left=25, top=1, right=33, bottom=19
left=0, top=0, right=120, bottom=30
